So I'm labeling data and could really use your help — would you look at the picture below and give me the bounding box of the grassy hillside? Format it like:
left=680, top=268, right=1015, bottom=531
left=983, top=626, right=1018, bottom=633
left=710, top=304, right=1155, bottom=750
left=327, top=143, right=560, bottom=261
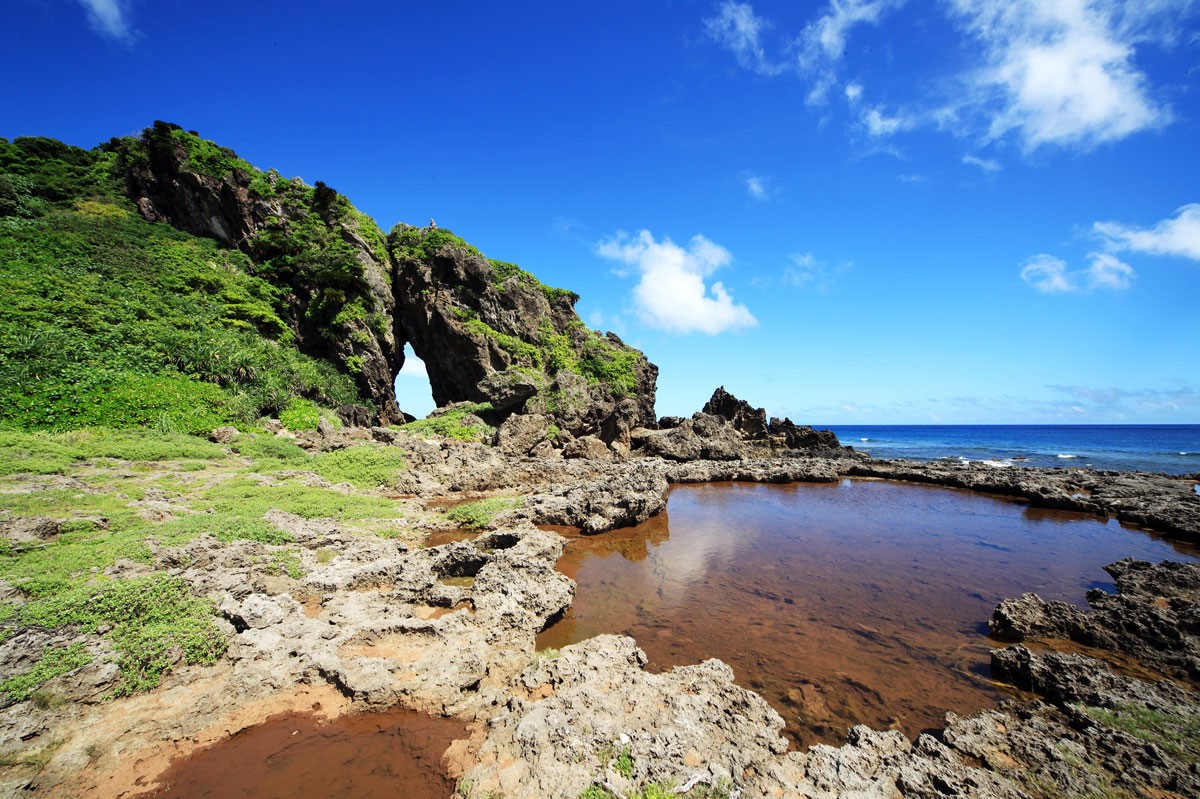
left=0, top=135, right=363, bottom=434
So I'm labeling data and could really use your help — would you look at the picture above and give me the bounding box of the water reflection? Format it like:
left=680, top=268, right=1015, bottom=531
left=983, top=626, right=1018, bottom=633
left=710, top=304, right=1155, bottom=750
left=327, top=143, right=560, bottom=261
left=538, top=480, right=1200, bottom=748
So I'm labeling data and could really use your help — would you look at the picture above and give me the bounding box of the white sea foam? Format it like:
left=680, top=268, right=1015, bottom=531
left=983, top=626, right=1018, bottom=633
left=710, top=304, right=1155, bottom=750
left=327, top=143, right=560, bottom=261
left=980, top=459, right=1014, bottom=468
left=860, top=437, right=870, bottom=442
left=1057, top=454, right=1077, bottom=459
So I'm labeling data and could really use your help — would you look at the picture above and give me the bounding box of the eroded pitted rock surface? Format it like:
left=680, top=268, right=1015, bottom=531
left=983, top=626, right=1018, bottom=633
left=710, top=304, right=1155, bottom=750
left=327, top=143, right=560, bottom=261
left=5, top=418, right=1200, bottom=798
left=990, top=558, right=1200, bottom=680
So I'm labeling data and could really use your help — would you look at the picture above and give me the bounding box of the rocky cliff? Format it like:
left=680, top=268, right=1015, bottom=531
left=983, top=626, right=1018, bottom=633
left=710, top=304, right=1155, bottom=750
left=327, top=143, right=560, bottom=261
left=116, top=123, right=657, bottom=437
left=117, top=122, right=403, bottom=424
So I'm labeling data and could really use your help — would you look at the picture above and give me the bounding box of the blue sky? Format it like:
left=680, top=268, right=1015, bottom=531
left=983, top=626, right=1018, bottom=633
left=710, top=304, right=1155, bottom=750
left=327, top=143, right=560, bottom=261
left=4, top=1, right=1199, bottom=423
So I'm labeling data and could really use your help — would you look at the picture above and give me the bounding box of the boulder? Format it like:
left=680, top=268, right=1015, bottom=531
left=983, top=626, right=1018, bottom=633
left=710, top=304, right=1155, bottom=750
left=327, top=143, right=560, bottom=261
left=497, top=413, right=550, bottom=458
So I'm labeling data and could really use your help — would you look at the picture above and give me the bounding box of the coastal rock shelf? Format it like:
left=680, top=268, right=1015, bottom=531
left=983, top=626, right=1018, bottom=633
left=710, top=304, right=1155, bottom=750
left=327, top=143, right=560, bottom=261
left=3, top=422, right=1198, bottom=798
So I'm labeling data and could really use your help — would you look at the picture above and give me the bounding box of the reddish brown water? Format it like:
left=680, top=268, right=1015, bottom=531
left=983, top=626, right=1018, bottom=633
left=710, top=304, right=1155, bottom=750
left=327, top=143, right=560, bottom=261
left=537, top=479, right=1200, bottom=748
left=137, top=707, right=466, bottom=799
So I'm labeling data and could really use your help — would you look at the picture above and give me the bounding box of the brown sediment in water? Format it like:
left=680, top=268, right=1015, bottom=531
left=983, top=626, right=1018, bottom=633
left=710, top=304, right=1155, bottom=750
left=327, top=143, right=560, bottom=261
left=133, top=706, right=468, bottom=799
left=426, top=529, right=477, bottom=547
left=538, top=479, right=1200, bottom=748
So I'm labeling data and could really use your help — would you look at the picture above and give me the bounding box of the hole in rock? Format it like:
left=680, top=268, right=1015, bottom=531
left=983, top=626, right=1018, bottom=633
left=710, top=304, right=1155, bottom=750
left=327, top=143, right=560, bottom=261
left=538, top=480, right=1200, bottom=749
left=134, top=707, right=466, bottom=799
left=394, top=343, right=435, bottom=420
left=478, top=532, right=520, bottom=551
left=433, top=550, right=487, bottom=580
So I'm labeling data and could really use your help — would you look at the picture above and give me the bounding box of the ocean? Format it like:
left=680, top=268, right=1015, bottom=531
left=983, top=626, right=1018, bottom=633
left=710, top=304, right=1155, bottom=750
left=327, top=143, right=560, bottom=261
left=822, top=424, right=1200, bottom=475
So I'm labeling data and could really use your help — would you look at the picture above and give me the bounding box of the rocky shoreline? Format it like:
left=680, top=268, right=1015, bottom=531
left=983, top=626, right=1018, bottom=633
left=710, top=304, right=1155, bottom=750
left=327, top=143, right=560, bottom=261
left=1, top=412, right=1198, bottom=798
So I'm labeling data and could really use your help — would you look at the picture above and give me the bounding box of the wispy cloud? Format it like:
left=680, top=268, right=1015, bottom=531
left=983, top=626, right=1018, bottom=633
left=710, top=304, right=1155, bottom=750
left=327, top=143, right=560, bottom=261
left=1020, top=252, right=1133, bottom=293
left=596, top=230, right=757, bottom=335
left=703, top=1, right=1190, bottom=151
left=1094, top=203, right=1200, bottom=261
left=78, top=0, right=136, bottom=43
left=947, top=0, right=1172, bottom=149
left=798, top=0, right=906, bottom=105
left=962, top=153, right=1001, bottom=172
left=703, top=2, right=788, bottom=76
left=784, top=252, right=852, bottom=293
left=742, top=172, right=778, bottom=201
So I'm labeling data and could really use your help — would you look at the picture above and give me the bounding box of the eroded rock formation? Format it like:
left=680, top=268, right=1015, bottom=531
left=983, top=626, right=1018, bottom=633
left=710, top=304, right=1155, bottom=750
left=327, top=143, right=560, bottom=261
left=118, top=123, right=657, bottom=437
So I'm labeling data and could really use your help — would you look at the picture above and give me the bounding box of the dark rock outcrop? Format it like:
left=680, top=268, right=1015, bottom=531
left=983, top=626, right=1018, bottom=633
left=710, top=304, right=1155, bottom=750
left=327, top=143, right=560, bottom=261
left=769, top=416, right=841, bottom=450
left=990, top=558, right=1200, bottom=680
left=703, top=386, right=768, bottom=439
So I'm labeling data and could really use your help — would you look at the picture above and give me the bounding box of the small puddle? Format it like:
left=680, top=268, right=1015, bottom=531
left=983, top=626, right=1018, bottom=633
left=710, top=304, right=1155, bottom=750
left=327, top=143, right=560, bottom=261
left=135, top=707, right=466, bottom=799
left=426, top=529, right=476, bottom=548
left=538, top=480, right=1200, bottom=748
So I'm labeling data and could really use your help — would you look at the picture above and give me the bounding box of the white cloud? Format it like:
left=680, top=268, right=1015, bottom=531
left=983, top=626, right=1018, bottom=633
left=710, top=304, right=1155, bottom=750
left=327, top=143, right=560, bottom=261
left=1020, top=251, right=1134, bottom=292
left=1094, top=203, right=1200, bottom=260
left=1021, top=253, right=1076, bottom=292
left=962, top=153, right=1002, bottom=172
left=78, top=0, right=135, bottom=43
left=705, top=1, right=903, bottom=104
left=861, top=105, right=915, bottom=137
left=596, top=230, right=758, bottom=335
left=1085, top=252, right=1135, bottom=289
left=809, top=0, right=902, bottom=60
left=703, top=2, right=787, bottom=76
left=800, top=0, right=906, bottom=104
left=397, top=352, right=428, bottom=379
left=948, top=0, right=1171, bottom=149
left=705, top=1, right=1190, bottom=151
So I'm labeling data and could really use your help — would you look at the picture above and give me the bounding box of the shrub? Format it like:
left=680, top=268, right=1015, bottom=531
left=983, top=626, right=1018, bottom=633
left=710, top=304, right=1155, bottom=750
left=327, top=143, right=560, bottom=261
left=278, top=398, right=322, bottom=431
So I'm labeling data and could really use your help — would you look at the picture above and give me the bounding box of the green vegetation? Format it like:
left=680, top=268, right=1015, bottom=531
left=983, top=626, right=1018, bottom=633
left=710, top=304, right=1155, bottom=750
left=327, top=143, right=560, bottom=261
left=12, top=573, right=226, bottom=696
left=0, top=428, right=227, bottom=475
left=400, top=404, right=496, bottom=443
left=0, top=643, right=92, bottom=702
left=0, top=203, right=360, bottom=432
left=389, top=225, right=481, bottom=262
left=445, top=497, right=522, bottom=529
left=229, top=433, right=310, bottom=464
left=197, top=477, right=400, bottom=522
left=310, top=444, right=408, bottom=488
left=0, top=124, right=397, bottom=437
left=488, top=258, right=579, bottom=306
left=1080, top=702, right=1200, bottom=763
left=614, top=745, right=635, bottom=779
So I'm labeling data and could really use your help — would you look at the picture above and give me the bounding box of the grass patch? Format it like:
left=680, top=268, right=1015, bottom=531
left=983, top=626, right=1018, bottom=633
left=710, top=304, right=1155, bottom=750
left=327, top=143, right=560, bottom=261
left=229, top=433, right=310, bottom=464
left=152, top=513, right=294, bottom=546
left=198, top=478, right=400, bottom=522
left=1080, top=702, right=1200, bottom=763
left=0, top=428, right=227, bottom=475
left=311, top=444, right=407, bottom=488
left=445, top=497, right=522, bottom=530
left=270, top=549, right=305, bottom=579
left=0, top=643, right=92, bottom=702
left=13, top=573, right=226, bottom=696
